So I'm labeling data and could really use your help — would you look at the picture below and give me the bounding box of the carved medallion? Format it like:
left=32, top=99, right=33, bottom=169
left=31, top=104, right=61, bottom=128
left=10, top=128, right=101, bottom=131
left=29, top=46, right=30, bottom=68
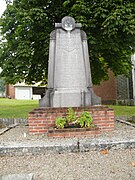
left=62, top=16, right=75, bottom=31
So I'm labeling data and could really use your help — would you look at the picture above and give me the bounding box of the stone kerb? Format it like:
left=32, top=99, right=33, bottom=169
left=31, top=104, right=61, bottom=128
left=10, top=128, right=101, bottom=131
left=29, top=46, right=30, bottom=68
left=28, top=106, right=114, bottom=137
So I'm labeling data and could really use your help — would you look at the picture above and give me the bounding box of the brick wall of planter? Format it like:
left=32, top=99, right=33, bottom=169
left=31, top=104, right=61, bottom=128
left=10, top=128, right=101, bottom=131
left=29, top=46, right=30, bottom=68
left=28, top=106, right=114, bottom=137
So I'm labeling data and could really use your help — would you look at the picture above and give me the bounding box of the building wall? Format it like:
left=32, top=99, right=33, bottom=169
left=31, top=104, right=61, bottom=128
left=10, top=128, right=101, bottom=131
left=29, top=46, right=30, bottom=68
left=6, top=85, right=15, bottom=99
left=15, top=86, right=32, bottom=100
left=93, top=71, right=116, bottom=104
left=6, top=85, right=42, bottom=100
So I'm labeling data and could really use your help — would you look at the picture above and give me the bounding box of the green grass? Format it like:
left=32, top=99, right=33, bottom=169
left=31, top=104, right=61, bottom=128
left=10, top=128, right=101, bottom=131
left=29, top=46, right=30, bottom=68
left=0, top=98, right=38, bottom=118
left=0, top=98, right=135, bottom=118
left=109, top=105, right=135, bottom=116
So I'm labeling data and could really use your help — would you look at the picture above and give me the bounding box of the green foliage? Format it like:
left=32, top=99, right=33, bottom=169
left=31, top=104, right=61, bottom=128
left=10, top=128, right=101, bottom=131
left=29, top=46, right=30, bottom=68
left=66, top=107, right=77, bottom=123
left=55, top=108, right=94, bottom=129
left=77, top=111, right=93, bottom=128
left=0, top=0, right=135, bottom=85
left=55, top=107, right=76, bottom=129
left=55, top=117, right=66, bottom=129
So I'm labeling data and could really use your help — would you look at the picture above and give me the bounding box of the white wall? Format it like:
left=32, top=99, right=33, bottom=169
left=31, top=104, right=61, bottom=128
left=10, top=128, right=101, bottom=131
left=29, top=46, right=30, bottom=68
left=15, top=87, right=32, bottom=100
left=32, top=94, right=41, bottom=100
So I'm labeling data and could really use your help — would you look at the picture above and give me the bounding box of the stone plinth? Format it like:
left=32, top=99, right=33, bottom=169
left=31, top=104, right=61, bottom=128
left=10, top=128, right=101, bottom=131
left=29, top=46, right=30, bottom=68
left=28, top=106, right=114, bottom=137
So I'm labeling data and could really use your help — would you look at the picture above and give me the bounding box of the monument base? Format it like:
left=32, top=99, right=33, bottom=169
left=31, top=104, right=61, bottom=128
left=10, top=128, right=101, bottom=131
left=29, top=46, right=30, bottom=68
left=39, top=88, right=101, bottom=107
left=28, top=106, right=114, bottom=137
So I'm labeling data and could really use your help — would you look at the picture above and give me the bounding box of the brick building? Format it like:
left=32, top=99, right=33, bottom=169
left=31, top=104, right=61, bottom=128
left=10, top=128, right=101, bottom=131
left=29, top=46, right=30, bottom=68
left=6, top=54, right=135, bottom=105
left=6, top=84, right=15, bottom=99
left=93, top=71, right=116, bottom=104
left=94, top=54, right=135, bottom=105
left=6, top=73, right=134, bottom=105
left=6, top=83, right=46, bottom=100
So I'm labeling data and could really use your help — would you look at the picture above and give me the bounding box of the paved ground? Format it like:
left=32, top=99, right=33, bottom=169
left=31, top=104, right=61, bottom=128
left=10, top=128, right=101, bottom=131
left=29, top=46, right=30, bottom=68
left=0, top=121, right=135, bottom=179
left=0, top=149, right=135, bottom=180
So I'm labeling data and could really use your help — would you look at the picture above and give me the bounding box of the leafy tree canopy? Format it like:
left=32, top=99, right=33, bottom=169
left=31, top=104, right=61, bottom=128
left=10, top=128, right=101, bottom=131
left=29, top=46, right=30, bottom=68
left=0, top=0, right=135, bottom=85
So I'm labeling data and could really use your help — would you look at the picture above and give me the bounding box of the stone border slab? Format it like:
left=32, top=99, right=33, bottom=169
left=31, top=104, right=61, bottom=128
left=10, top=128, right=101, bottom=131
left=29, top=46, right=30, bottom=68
left=0, top=118, right=27, bottom=126
left=0, top=173, right=33, bottom=180
left=0, top=138, right=135, bottom=156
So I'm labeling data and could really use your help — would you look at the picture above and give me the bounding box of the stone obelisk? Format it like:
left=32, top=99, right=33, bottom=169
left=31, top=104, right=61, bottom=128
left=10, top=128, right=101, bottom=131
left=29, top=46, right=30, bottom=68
left=39, top=16, right=101, bottom=107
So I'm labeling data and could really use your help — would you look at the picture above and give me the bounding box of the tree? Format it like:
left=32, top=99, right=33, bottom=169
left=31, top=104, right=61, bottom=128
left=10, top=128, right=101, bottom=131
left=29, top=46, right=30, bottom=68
left=0, top=0, right=135, bottom=85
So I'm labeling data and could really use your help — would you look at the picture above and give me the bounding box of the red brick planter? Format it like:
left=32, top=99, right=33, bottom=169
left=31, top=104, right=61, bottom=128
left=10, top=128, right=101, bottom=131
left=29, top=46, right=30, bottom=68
left=28, top=106, right=114, bottom=137
left=48, top=127, right=101, bottom=138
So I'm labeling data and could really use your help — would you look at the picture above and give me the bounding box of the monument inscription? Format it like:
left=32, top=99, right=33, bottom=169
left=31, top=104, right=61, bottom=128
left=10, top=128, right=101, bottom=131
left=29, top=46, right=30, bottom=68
left=39, top=16, right=101, bottom=107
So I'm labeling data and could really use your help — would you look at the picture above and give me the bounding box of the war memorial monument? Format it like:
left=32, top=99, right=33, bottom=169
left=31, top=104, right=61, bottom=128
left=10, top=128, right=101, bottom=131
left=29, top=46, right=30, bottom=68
left=28, top=17, right=114, bottom=137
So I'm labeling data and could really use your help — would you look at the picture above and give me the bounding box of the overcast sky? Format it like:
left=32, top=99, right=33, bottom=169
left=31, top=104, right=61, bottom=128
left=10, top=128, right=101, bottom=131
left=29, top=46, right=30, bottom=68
left=0, top=0, right=7, bottom=16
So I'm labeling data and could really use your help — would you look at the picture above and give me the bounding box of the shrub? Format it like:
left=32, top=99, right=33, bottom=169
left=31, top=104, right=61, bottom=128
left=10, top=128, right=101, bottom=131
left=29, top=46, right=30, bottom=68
left=77, top=111, right=93, bottom=128
left=66, top=107, right=77, bottom=123
left=55, top=108, right=94, bottom=129
left=55, top=117, right=66, bottom=129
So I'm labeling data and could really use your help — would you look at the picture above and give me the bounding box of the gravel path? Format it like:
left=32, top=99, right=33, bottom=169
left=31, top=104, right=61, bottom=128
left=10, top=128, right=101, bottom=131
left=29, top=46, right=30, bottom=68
left=0, top=121, right=135, bottom=179
left=0, top=149, right=135, bottom=180
left=0, top=121, right=135, bottom=142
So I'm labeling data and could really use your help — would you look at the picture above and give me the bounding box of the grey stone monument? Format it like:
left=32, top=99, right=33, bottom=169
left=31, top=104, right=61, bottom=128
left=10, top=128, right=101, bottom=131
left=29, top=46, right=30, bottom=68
left=39, top=16, right=101, bottom=107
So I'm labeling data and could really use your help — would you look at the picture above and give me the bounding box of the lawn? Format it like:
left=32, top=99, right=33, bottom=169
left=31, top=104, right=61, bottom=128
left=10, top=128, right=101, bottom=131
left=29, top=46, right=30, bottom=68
left=109, top=105, right=135, bottom=116
left=0, top=98, right=135, bottom=118
left=0, top=98, right=38, bottom=118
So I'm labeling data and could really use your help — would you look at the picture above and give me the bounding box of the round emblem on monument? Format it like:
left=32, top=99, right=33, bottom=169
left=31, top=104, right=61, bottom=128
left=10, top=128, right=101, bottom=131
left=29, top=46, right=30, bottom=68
left=62, top=16, right=75, bottom=31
